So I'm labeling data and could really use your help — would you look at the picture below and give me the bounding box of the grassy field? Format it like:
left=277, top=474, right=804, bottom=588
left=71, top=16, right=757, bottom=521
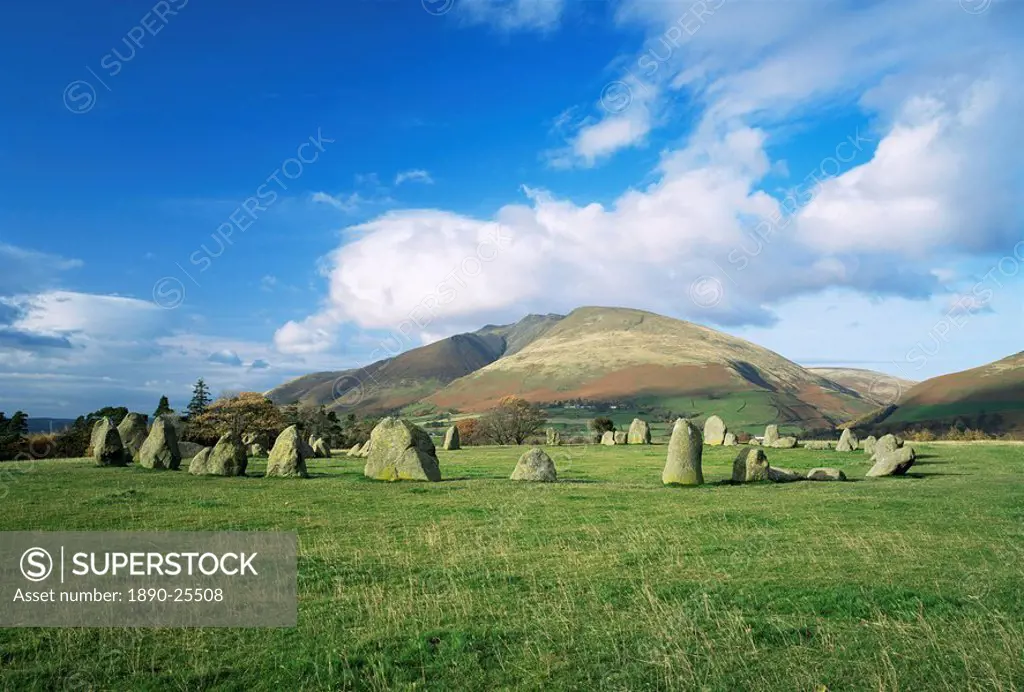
left=1, top=442, right=1022, bottom=690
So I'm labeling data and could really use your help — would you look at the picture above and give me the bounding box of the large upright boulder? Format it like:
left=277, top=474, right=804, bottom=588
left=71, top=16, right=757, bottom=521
left=614, top=431, right=628, bottom=445
left=117, top=413, right=149, bottom=461
left=703, top=415, right=727, bottom=446
left=137, top=417, right=181, bottom=470
left=443, top=425, right=461, bottom=451
left=266, top=426, right=309, bottom=478
left=662, top=419, right=703, bottom=486
left=627, top=418, right=651, bottom=445
left=364, top=418, right=441, bottom=482
left=872, top=434, right=901, bottom=460
left=862, top=435, right=878, bottom=456
left=867, top=446, right=916, bottom=477
left=357, top=440, right=372, bottom=458
left=510, top=447, right=557, bottom=482
left=546, top=427, right=560, bottom=446
left=764, top=424, right=780, bottom=446
left=836, top=428, right=858, bottom=452
left=92, top=418, right=128, bottom=467
left=312, top=438, right=331, bottom=459
left=732, top=448, right=769, bottom=483
left=600, top=431, right=616, bottom=446
left=187, top=447, right=213, bottom=474
left=190, top=432, right=247, bottom=476
left=723, top=432, right=738, bottom=446
left=346, top=443, right=361, bottom=457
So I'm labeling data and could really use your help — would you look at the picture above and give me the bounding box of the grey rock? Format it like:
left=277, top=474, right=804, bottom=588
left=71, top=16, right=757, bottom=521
left=732, top=448, right=769, bottom=483
left=662, top=419, right=703, bottom=486
left=137, top=417, right=181, bottom=470
left=312, top=438, right=331, bottom=459
left=803, top=440, right=835, bottom=450
left=867, top=446, right=917, bottom=477
left=92, top=418, right=127, bottom=467
left=807, top=467, right=847, bottom=481
left=723, top=432, right=738, bottom=446
left=771, top=436, right=798, bottom=449
left=614, top=430, right=628, bottom=445
left=364, top=417, right=441, bottom=482
left=601, top=431, right=616, bottom=446
left=703, top=415, right=727, bottom=446
left=248, top=443, right=267, bottom=457
left=862, top=435, right=878, bottom=456
left=836, top=428, right=858, bottom=452
left=627, top=418, right=651, bottom=445
left=266, top=426, right=310, bottom=478
left=767, top=466, right=803, bottom=483
left=191, top=432, right=247, bottom=476
left=187, top=447, right=214, bottom=475
left=117, top=413, right=149, bottom=461
left=443, top=425, right=461, bottom=451
left=510, top=447, right=557, bottom=482
left=764, top=424, right=780, bottom=446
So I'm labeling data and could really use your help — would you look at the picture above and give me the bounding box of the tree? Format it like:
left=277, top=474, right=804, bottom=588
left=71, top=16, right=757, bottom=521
left=590, top=417, right=615, bottom=434
left=50, top=406, right=129, bottom=459
left=187, top=392, right=285, bottom=445
left=186, top=378, right=212, bottom=419
left=153, top=395, right=174, bottom=418
left=281, top=403, right=344, bottom=446
left=0, top=411, right=28, bottom=461
left=455, top=418, right=484, bottom=446
left=479, top=396, right=546, bottom=445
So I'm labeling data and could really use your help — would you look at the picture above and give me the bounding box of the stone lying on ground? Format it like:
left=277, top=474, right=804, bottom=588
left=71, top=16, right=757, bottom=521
left=803, top=441, right=834, bottom=450
left=510, top=447, right=557, bottom=482
left=614, top=431, right=628, bottom=445
left=703, top=415, right=727, bottom=446
left=117, top=413, right=149, bottom=461
left=866, top=446, right=916, bottom=477
left=764, top=424, right=780, bottom=446
left=178, top=441, right=205, bottom=459
left=836, top=428, right=858, bottom=452
left=663, top=419, right=703, bottom=486
left=732, top=448, right=769, bottom=482
left=443, top=425, right=461, bottom=450
left=312, top=438, right=331, bottom=459
left=92, top=418, right=128, bottom=467
left=137, top=417, right=181, bottom=470
left=627, top=418, right=651, bottom=444
left=723, top=432, right=737, bottom=446
left=364, top=417, right=441, bottom=482
left=767, top=466, right=803, bottom=482
left=248, top=443, right=267, bottom=457
left=771, top=436, right=798, bottom=449
left=266, top=425, right=310, bottom=478
left=190, top=432, right=247, bottom=476
left=601, top=431, right=616, bottom=446
left=862, top=435, right=878, bottom=456
left=806, top=467, right=847, bottom=481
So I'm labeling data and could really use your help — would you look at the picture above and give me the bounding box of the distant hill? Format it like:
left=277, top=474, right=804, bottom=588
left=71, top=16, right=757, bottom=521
left=871, top=351, right=1024, bottom=435
left=808, top=368, right=917, bottom=405
left=25, top=418, right=75, bottom=433
left=266, top=314, right=564, bottom=413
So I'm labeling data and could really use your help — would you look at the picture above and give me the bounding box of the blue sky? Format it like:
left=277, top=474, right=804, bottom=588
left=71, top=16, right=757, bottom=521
left=1, top=0, right=1022, bottom=417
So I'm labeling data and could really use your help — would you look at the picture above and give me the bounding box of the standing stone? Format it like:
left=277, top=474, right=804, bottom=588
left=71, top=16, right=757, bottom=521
left=187, top=447, right=214, bottom=474
left=510, top=447, right=557, bottom=482
left=662, top=419, right=703, bottom=486
left=723, top=432, right=738, bottom=446
left=748, top=438, right=762, bottom=446
left=137, top=417, right=181, bottom=470
left=703, top=415, right=727, bottom=446
left=117, top=413, right=149, bottom=461
left=764, top=424, right=780, bottom=446
left=732, top=448, right=769, bottom=483
left=191, top=432, right=247, bottom=476
left=807, top=467, right=847, bottom=481
left=546, top=428, right=560, bottom=446
left=867, top=446, right=916, bottom=477
left=242, top=431, right=270, bottom=449
left=364, top=417, right=441, bottom=482
left=347, top=443, right=361, bottom=457
left=862, top=435, right=878, bottom=456
left=248, top=443, right=267, bottom=457
left=312, top=438, right=331, bottom=459
left=92, top=418, right=128, bottom=467
left=266, top=426, right=310, bottom=478
left=357, top=440, right=372, bottom=458
left=601, top=431, right=616, bottom=446
left=614, top=431, right=628, bottom=445
left=872, top=434, right=901, bottom=460
left=302, top=435, right=316, bottom=459
left=627, top=418, right=652, bottom=445
left=443, top=425, right=461, bottom=451
left=836, top=428, right=858, bottom=452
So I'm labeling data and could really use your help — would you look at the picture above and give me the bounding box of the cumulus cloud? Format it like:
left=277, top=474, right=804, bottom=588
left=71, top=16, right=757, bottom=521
left=207, top=349, right=244, bottom=367
left=394, top=169, right=434, bottom=186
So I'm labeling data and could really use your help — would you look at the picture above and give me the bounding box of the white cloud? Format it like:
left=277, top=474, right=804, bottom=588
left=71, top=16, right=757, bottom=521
left=395, top=169, right=435, bottom=186
left=208, top=349, right=244, bottom=367
left=311, top=191, right=364, bottom=214
left=459, top=0, right=565, bottom=32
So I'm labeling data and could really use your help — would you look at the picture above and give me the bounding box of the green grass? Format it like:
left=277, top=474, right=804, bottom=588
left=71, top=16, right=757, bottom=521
left=1, top=442, right=1023, bottom=690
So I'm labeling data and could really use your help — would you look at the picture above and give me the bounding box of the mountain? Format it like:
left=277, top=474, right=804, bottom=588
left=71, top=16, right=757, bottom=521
left=808, top=368, right=917, bottom=405
left=266, top=314, right=564, bottom=413
left=871, top=351, right=1024, bottom=434
left=426, top=307, right=875, bottom=429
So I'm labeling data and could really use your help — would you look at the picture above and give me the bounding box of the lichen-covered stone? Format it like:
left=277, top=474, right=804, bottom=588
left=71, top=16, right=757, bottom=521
left=178, top=441, right=205, bottom=460
left=807, top=467, right=847, bottom=481
left=872, top=434, right=901, bottom=460
left=443, top=425, right=460, bottom=451
left=803, top=440, right=834, bottom=450
left=771, top=436, right=798, bottom=449
left=600, top=431, right=616, bottom=446
left=867, top=446, right=916, bottom=477
left=627, top=418, right=651, bottom=445
left=732, top=448, right=769, bottom=482
left=663, top=419, right=703, bottom=486
left=248, top=443, right=267, bottom=457
left=187, top=447, right=214, bottom=475
left=836, top=428, right=858, bottom=452
left=266, top=426, right=309, bottom=478
left=191, top=432, right=247, bottom=476
left=92, top=418, right=128, bottom=467
left=703, top=415, right=727, bottom=446
left=364, top=417, right=441, bottom=482
left=862, top=435, right=878, bottom=456
left=510, top=447, right=557, bottom=482
left=357, top=440, right=371, bottom=458
left=117, top=413, right=149, bottom=461
left=545, top=427, right=560, bottom=446
left=764, top=424, right=780, bottom=446
left=347, top=443, right=361, bottom=457
left=614, top=431, right=628, bottom=445
left=723, top=432, right=738, bottom=446
left=137, top=417, right=181, bottom=470
left=767, top=466, right=803, bottom=483
left=312, top=438, right=331, bottom=459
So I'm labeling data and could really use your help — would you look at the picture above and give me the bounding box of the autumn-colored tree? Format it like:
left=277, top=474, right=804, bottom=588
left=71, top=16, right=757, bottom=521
left=479, top=396, right=547, bottom=445
left=455, top=418, right=484, bottom=446
left=187, top=392, right=285, bottom=445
